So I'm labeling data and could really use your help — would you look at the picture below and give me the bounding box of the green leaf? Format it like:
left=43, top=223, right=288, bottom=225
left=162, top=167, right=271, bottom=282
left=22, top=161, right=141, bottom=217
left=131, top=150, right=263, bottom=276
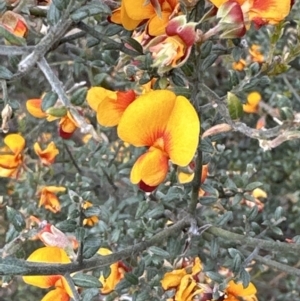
left=227, top=92, right=243, bottom=120
left=83, top=235, right=102, bottom=259
left=134, top=260, right=145, bottom=278
left=84, top=206, right=101, bottom=217
left=81, top=288, right=101, bottom=301
left=70, top=87, right=87, bottom=106
left=6, top=206, right=25, bottom=232
left=0, top=66, right=13, bottom=80
left=47, top=3, right=62, bottom=25
left=71, top=3, right=111, bottom=22
left=121, top=37, right=143, bottom=54
left=210, top=238, right=219, bottom=259
left=72, top=273, right=101, bottom=288
left=200, top=138, right=214, bottom=154
left=115, top=279, right=131, bottom=291
left=232, top=193, right=243, bottom=205
left=75, top=227, right=86, bottom=242
left=232, top=253, right=242, bottom=273
left=200, top=41, right=213, bottom=59
left=244, top=182, right=263, bottom=191
left=46, top=106, right=67, bottom=117
left=124, top=273, right=139, bottom=285
left=41, top=91, right=58, bottom=112
left=232, top=47, right=242, bottom=61
left=201, top=53, right=218, bottom=71
left=247, top=206, right=258, bottom=221
left=52, top=0, right=68, bottom=10
left=274, top=206, right=283, bottom=220
left=216, top=211, right=233, bottom=226
left=239, top=269, right=250, bottom=288
left=135, top=201, right=149, bottom=219
left=56, top=219, right=77, bottom=232
left=148, top=246, right=170, bottom=258
left=199, top=196, right=218, bottom=205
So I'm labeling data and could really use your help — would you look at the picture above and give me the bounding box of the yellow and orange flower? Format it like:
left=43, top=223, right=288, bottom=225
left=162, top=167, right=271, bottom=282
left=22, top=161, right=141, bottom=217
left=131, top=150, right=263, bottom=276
left=98, top=248, right=127, bottom=294
left=161, top=257, right=204, bottom=301
left=249, top=44, right=264, bottom=63
left=1, top=11, right=28, bottom=37
left=87, top=87, right=136, bottom=127
left=147, top=15, right=199, bottom=74
left=0, top=133, right=25, bottom=178
left=210, top=0, right=292, bottom=28
left=82, top=201, right=99, bottom=227
left=38, top=186, right=66, bottom=213
left=117, top=90, right=200, bottom=191
left=34, top=141, right=59, bottom=166
left=224, top=280, right=257, bottom=301
left=59, top=111, right=79, bottom=139
left=110, top=0, right=179, bottom=36
left=23, top=246, right=73, bottom=301
left=232, top=59, right=247, bottom=71
left=243, top=91, right=261, bottom=113
left=26, top=98, right=79, bottom=139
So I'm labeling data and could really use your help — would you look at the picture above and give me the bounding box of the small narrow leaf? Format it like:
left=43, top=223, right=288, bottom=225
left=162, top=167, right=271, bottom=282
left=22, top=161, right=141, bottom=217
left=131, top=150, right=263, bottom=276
left=227, top=92, right=243, bottom=120
left=72, top=273, right=101, bottom=288
left=42, top=91, right=58, bottom=112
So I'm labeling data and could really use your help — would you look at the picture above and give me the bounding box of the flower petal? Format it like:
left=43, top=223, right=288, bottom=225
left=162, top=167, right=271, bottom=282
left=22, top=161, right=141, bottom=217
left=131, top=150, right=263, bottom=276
left=148, top=11, right=172, bottom=36
left=0, top=166, right=17, bottom=178
left=97, top=90, right=136, bottom=126
left=123, top=0, right=155, bottom=21
left=41, top=287, right=71, bottom=301
left=4, top=133, right=25, bottom=155
left=87, top=87, right=117, bottom=112
left=98, top=248, right=124, bottom=294
left=131, top=148, right=169, bottom=186
left=23, top=247, right=70, bottom=288
left=42, top=186, right=66, bottom=193
left=227, top=280, right=257, bottom=297
left=0, top=155, right=19, bottom=169
left=161, top=268, right=187, bottom=289
left=34, top=142, right=59, bottom=165
left=249, top=0, right=291, bottom=24
left=118, top=90, right=177, bottom=147
left=26, top=99, right=47, bottom=118
left=164, top=95, right=200, bottom=166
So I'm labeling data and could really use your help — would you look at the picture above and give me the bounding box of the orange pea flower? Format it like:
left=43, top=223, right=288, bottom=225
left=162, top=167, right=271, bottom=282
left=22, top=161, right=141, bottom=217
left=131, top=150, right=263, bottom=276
left=117, top=90, right=200, bottom=190
left=26, top=99, right=48, bottom=118
left=26, top=98, right=79, bottom=139
left=147, top=15, right=199, bottom=74
left=110, top=0, right=179, bottom=36
left=225, top=280, right=257, bottom=301
left=98, top=248, right=127, bottom=294
left=23, top=246, right=73, bottom=301
left=1, top=11, right=28, bottom=37
left=86, top=87, right=136, bottom=127
left=82, top=201, right=99, bottom=227
left=34, top=141, right=59, bottom=166
left=232, top=59, right=247, bottom=71
left=249, top=44, right=264, bottom=63
left=0, top=133, right=25, bottom=178
left=161, top=257, right=204, bottom=301
left=210, top=0, right=292, bottom=28
left=243, top=91, right=261, bottom=113
left=59, top=111, right=79, bottom=139
left=38, top=186, right=66, bottom=213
